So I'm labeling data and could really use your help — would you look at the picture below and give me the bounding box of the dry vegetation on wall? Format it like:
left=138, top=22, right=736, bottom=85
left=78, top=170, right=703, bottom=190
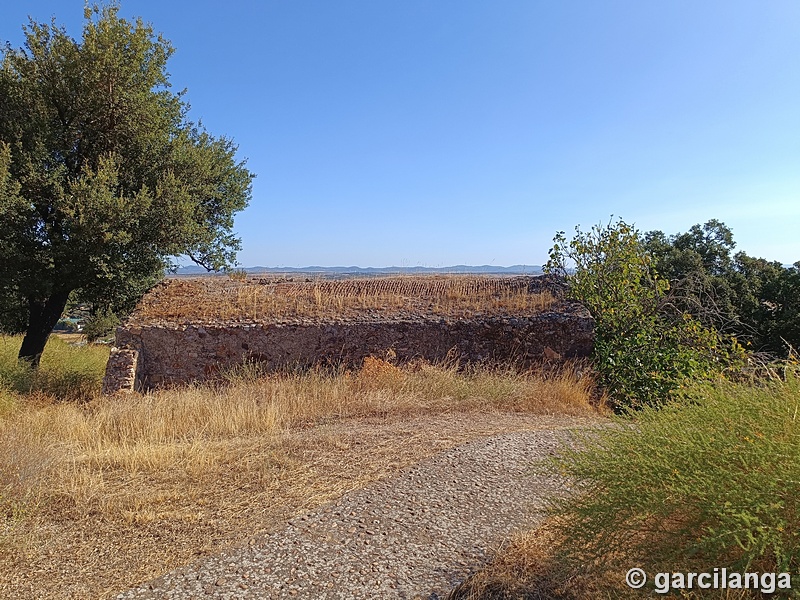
left=132, top=275, right=557, bottom=324
left=0, top=334, right=601, bottom=600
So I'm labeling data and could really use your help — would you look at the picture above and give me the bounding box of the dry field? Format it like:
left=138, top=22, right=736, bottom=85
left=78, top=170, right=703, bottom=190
left=0, top=357, right=602, bottom=600
left=133, top=275, right=558, bottom=324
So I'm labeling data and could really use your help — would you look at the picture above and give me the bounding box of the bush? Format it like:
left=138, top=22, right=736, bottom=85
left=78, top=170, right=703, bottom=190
left=82, top=308, right=119, bottom=342
left=546, top=218, right=743, bottom=409
left=644, top=221, right=800, bottom=357
left=550, top=371, right=800, bottom=596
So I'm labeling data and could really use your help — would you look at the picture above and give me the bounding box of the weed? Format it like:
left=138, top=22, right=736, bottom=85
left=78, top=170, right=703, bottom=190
left=544, top=370, right=800, bottom=597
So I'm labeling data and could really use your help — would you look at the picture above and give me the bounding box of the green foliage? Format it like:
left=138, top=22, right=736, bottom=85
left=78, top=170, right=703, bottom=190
left=0, top=2, right=254, bottom=362
left=82, top=308, right=120, bottom=342
left=0, top=288, right=27, bottom=336
left=0, top=335, right=108, bottom=402
left=644, top=221, right=800, bottom=356
left=550, top=372, right=800, bottom=596
left=546, top=218, right=740, bottom=409
left=730, top=257, right=800, bottom=355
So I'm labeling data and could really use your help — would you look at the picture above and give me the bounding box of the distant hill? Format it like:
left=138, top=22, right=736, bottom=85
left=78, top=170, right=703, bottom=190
left=174, top=264, right=544, bottom=276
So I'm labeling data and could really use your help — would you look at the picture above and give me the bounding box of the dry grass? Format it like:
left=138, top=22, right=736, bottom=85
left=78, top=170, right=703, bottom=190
left=134, top=275, right=557, bottom=323
left=446, top=522, right=633, bottom=600
left=447, top=520, right=777, bottom=600
left=0, top=360, right=602, bottom=600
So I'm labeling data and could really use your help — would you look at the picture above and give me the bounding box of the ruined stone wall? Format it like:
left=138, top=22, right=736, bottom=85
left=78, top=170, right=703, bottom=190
left=100, top=275, right=595, bottom=393
left=107, top=306, right=594, bottom=391
left=101, top=347, right=140, bottom=394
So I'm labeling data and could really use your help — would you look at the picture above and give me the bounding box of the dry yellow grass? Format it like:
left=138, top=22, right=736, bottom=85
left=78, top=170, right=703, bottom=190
left=446, top=522, right=632, bottom=600
left=134, top=275, right=557, bottom=323
left=2, top=360, right=596, bottom=484
left=447, top=521, right=770, bottom=600
left=0, top=360, right=601, bottom=599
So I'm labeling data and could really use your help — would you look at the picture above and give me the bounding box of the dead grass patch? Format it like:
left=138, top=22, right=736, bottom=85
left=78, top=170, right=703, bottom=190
left=447, top=519, right=773, bottom=600
left=0, top=362, right=603, bottom=599
left=446, top=522, right=632, bottom=600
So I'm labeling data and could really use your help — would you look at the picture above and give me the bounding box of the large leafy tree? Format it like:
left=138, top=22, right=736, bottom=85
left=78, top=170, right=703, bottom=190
left=642, top=220, right=741, bottom=334
left=0, top=3, right=254, bottom=365
left=644, top=221, right=800, bottom=355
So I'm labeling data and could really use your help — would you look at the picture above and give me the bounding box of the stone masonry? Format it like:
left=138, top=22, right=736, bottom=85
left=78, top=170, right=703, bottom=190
left=102, top=275, right=594, bottom=393
left=101, top=347, right=140, bottom=394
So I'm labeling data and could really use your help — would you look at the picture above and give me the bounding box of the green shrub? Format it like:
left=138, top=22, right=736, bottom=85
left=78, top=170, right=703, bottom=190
left=550, top=371, right=800, bottom=596
left=546, top=218, right=743, bottom=409
left=0, top=335, right=109, bottom=402
left=82, top=308, right=119, bottom=342
left=644, top=221, right=800, bottom=357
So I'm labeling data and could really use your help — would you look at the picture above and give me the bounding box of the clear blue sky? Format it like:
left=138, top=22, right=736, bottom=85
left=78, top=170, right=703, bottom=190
left=3, top=1, right=799, bottom=267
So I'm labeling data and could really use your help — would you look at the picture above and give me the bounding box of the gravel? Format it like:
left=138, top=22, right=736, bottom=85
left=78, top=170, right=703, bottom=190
left=116, top=429, right=580, bottom=600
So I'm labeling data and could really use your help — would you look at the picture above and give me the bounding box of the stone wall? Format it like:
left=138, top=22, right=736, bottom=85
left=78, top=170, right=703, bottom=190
left=106, top=306, right=594, bottom=391
left=100, top=275, right=595, bottom=393
left=101, top=347, right=140, bottom=394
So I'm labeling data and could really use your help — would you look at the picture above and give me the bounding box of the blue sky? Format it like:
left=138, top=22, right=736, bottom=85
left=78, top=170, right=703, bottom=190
left=3, top=1, right=799, bottom=267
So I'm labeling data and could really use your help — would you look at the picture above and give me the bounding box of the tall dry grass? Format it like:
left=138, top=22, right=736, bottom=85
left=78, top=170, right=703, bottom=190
left=1, top=335, right=600, bottom=599
left=0, top=358, right=597, bottom=526
left=137, top=275, right=556, bottom=322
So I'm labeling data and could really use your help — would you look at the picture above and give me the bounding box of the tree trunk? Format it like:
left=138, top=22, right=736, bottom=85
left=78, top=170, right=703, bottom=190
left=18, top=290, right=72, bottom=367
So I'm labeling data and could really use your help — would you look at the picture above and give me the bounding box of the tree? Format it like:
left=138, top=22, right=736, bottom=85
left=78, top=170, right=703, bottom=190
left=644, top=221, right=800, bottom=356
left=643, top=220, right=740, bottom=334
left=732, top=256, right=800, bottom=355
left=0, top=3, right=254, bottom=365
left=546, top=219, right=741, bottom=409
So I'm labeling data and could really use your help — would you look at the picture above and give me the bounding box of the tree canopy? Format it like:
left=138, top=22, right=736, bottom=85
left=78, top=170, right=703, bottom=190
left=546, top=219, right=741, bottom=409
left=548, top=218, right=798, bottom=408
left=643, top=220, right=800, bottom=356
left=0, top=3, right=254, bottom=364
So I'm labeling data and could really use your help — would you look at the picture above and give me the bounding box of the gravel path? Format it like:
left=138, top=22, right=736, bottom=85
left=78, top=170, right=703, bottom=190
left=117, top=428, right=579, bottom=600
